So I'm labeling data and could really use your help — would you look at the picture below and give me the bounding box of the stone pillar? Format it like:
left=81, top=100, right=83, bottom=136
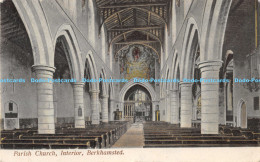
left=180, top=82, right=192, bottom=128
left=32, top=65, right=55, bottom=134
left=170, top=89, right=179, bottom=124
left=166, top=90, right=171, bottom=122
left=101, top=95, right=109, bottom=123
left=152, top=101, right=157, bottom=121
left=219, top=84, right=225, bottom=125
left=120, top=102, right=124, bottom=121
left=198, top=60, right=222, bottom=134
left=72, top=82, right=85, bottom=128
left=109, top=98, right=115, bottom=121
left=159, top=98, right=165, bottom=121
left=90, top=90, right=100, bottom=124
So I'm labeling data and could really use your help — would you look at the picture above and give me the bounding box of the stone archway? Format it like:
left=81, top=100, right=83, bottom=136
left=119, top=80, right=157, bottom=121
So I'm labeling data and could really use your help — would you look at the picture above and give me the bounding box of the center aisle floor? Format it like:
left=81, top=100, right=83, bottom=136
left=112, top=123, right=144, bottom=148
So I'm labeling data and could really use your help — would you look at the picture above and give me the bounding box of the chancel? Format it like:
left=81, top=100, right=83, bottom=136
left=0, top=0, right=260, bottom=149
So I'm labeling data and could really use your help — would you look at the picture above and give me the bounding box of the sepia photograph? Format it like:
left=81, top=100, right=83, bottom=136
left=0, top=0, right=260, bottom=161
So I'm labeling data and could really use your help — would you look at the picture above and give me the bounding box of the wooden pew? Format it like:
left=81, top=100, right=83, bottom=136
left=144, top=136, right=246, bottom=140
left=1, top=121, right=131, bottom=149
left=144, top=139, right=259, bottom=145
left=1, top=138, right=96, bottom=149
left=143, top=122, right=259, bottom=147
left=1, top=142, right=90, bottom=149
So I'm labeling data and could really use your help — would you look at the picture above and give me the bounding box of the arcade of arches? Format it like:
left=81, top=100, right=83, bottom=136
left=0, top=0, right=260, bottom=147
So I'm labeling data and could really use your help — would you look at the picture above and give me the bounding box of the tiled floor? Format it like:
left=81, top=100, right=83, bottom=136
left=112, top=123, right=144, bottom=148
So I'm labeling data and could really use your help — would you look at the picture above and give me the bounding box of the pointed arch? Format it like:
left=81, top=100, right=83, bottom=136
left=170, top=50, right=179, bottom=90
left=200, top=0, right=232, bottom=61
left=166, top=67, right=170, bottom=90
left=180, top=17, right=200, bottom=80
left=99, top=68, right=108, bottom=96
left=85, top=50, right=98, bottom=90
left=119, top=79, right=157, bottom=103
left=12, top=0, right=54, bottom=66
left=53, top=24, right=83, bottom=80
left=108, top=77, right=115, bottom=99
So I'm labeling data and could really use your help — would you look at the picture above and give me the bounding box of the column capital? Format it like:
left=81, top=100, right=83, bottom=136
left=71, top=82, right=85, bottom=87
left=198, top=60, right=223, bottom=71
left=90, top=90, right=100, bottom=94
left=102, top=95, right=109, bottom=98
left=110, top=98, right=116, bottom=101
left=32, top=65, right=55, bottom=73
left=179, top=82, right=193, bottom=86
left=170, top=89, right=179, bottom=92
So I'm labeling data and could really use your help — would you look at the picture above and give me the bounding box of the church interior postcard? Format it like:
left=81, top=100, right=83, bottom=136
left=0, top=0, right=260, bottom=161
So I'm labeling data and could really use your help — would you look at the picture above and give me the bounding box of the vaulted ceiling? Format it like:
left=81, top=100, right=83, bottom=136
left=95, top=0, right=171, bottom=60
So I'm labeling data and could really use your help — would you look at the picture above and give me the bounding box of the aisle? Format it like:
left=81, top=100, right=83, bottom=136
left=112, top=123, right=144, bottom=148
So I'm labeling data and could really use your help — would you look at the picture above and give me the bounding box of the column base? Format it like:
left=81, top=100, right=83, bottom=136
left=75, top=119, right=85, bottom=128
left=38, top=130, right=55, bottom=134
left=92, top=120, right=100, bottom=125
left=201, top=123, right=219, bottom=134
left=180, top=124, right=192, bottom=128
left=38, top=123, right=55, bottom=134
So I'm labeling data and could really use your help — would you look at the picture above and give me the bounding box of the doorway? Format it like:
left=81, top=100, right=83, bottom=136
left=238, top=99, right=247, bottom=128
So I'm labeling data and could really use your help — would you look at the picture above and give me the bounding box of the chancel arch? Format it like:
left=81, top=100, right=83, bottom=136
left=119, top=80, right=156, bottom=122
left=119, top=80, right=156, bottom=104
